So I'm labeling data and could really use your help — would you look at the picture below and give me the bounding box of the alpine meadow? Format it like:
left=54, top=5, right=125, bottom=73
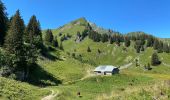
left=1, top=0, right=170, bottom=100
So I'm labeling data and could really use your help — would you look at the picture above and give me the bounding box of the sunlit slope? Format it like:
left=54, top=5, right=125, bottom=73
left=0, top=77, right=49, bottom=100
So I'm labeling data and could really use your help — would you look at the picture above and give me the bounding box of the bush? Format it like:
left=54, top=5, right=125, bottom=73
left=87, top=46, right=91, bottom=52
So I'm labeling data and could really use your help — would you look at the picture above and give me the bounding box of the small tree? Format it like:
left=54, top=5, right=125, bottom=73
left=153, top=39, right=159, bottom=50
left=59, top=42, right=64, bottom=50
left=144, top=63, right=151, bottom=70
left=101, top=34, right=108, bottom=43
left=136, top=45, right=141, bottom=53
left=147, top=63, right=151, bottom=70
left=72, top=53, right=75, bottom=58
left=125, top=37, right=131, bottom=47
left=151, top=52, right=161, bottom=66
left=98, top=49, right=101, bottom=54
left=163, top=43, right=169, bottom=53
left=87, top=46, right=91, bottom=52
left=52, top=36, right=58, bottom=47
left=44, top=29, right=53, bottom=44
left=135, top=59, right=139, bottom=67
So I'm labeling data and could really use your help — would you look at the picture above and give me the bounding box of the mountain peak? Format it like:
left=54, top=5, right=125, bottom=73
left=70, top=17, right=88, bottom=26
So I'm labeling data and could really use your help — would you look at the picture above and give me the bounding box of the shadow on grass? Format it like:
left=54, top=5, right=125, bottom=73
left=41, top=47, right=64, bottom=61
left=27, top=64, right=62, bottom=87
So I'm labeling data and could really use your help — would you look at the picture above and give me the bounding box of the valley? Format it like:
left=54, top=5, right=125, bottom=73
left=0, top=2, right=170, bottom=99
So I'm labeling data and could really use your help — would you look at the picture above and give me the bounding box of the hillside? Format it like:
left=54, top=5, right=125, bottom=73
left=1, top=17, right=170, bottom=100
left=40, top=18, right=170, bottom=99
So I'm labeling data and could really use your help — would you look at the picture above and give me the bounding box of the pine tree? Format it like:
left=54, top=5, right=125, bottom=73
left=44, top=29, right=54, bottom=44
left=151, top=52, right=161, bottom=66
left=157, top=41, right=163, bottom=53
left=109, top=36, right=114, bottom=44
left=4, top=10, right=26, bottom=78
left=24, top=15, right=43, bottom=79
left=136, top=45, right=141, bottom=53
left=87, top=46, right=91, bottom=52
left=5, top=10, right=24, bottom=54
left=145, top=63, right=152, bottom=70
left=140, top=39, right=145, bottom=46
left=52, top=36, right=58, bottom=47
left=153, top=39, right=159, bottom=50
left=97, top=49, right=101, bottom=54
left=135, top=40, right=142, bottom=53
left=59, top=42, right=64, bottom=50
left=101, top=34, right=108, bottom=42
left=163, top=43, right=169, bottom=53
left=125, top=37, right=131, bottom=47
left=148, top=63, right=151, bottom=70
left=0, top=0, right=8, bottom=46
left=147, top=35, right=154, bottom=47
left=25, top=15, right=43, bottom=51
left=82, top=29, right=88, bottom=39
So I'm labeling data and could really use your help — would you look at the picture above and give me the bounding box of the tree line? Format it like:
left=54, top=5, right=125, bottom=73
left=0, top=0, right=44, bottom=80
left=88, top=29, right=170, bottom=53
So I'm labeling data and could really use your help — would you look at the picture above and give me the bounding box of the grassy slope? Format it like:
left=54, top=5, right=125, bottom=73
left=38, top=53, right=93, bottom=83
left=41, top=18, right=170, bottom=100
left=41, top=18, right=170, bottom=99
left=0, top=77, right=50, bottom=100
left=55, top=74, right=153, bottom=100
left=1, top=18, right=170, bottom=100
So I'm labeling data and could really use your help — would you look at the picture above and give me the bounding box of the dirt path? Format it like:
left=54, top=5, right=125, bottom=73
left=119, top=62, right=133, bottom=70
left=162, top=62, right=170, bottom=67
left=80, top=69, right=95, bottom=80
left=41, top=90, right=58, bottom=100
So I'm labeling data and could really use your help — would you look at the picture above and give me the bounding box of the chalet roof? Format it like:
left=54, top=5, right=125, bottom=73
left=94, top=65, right=117, bottom=72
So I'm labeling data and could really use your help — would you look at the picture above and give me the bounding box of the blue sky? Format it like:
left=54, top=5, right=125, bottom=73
left=2, top=0, right=170, bottom=38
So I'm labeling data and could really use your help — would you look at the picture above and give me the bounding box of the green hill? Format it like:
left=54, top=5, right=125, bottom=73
left=1, top=17, right=170, bottom=100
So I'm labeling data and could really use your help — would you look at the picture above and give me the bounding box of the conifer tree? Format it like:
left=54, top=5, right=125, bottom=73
left=147, top=35, right=154, bottom=47
left=52, top=36, right=58, bottom=47
left=97, top=49, right=101, bottom=54
left=163, top=43, right=169, bottom=53
left=109, top=36, right=114, bottom=44
left=151, top=52, right=161, bottom=66
left=44, top=29, right=54, bottom=44
left=125, top=37, right=131, bottom=47
left=59, top=42, right=64, bottom=50
left=157, top=41, right=163, bottom=53
left=25, top=15, right=43, bottom=51
left=135, top=40, right=142, bottom=53
left=4, top=10, right=26, bottom=78
left=153, top=39, right=159, bottom=50
left=101, top=34, right=108, bottom=42
left=24, top=15, right=43, bottom=79
left=5, top=10, right=24, bottom=54
left=0, top=0, right=8, bottom=46
left=87, top=46, right=91, bottom=52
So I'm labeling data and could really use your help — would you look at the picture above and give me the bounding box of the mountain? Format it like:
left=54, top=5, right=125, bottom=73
left=1, top=17, right=170, bottom=100
left=89, top=22, right=109, bottom=34
left=51, top=17, right=89, bottom=35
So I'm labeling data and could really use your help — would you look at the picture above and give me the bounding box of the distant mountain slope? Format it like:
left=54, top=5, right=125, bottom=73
left=161, top=38, right=170, bottom=43
left=52, top=17, right=89, bottom=36
left=45, top=18, right=170, bottom=67
left=89, top=22, right=109, bottom=34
